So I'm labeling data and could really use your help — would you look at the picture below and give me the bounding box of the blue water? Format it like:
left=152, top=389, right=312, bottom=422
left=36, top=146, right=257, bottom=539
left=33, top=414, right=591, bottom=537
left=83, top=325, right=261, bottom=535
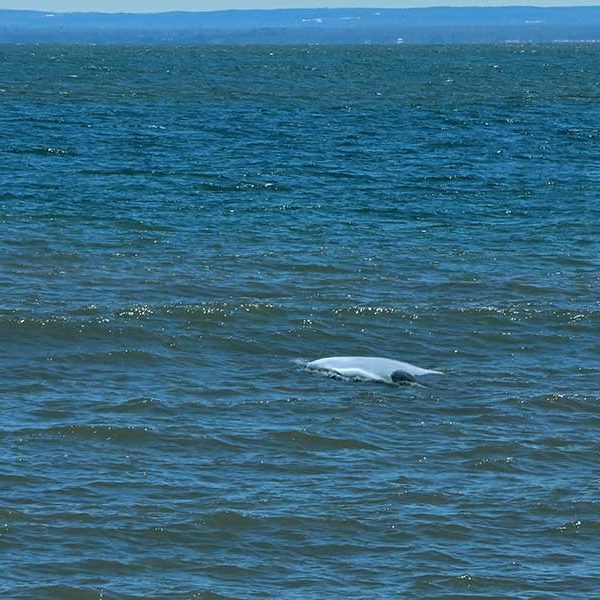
left=1, top=44, right=599, bottom=599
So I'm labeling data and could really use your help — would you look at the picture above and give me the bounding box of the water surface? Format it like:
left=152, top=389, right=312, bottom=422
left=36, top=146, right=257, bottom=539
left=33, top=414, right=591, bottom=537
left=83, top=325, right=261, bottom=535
left=1, top=44, right=599, bottom=599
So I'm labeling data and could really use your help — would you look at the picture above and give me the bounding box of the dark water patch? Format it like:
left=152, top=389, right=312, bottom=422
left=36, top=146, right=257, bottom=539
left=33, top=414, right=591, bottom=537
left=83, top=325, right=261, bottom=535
left=23, top=587, right=109, bottom=600
left=0, top=473, right=56, bottom=489
left=11, top=423, right=158, bottom=443
left=192, top=593, right=235, bottom=600
left=74, top=349, right=170, bottom=367
left=198, top=181, right=292, bottom=193
left=9, top=146, right=78, bottom=157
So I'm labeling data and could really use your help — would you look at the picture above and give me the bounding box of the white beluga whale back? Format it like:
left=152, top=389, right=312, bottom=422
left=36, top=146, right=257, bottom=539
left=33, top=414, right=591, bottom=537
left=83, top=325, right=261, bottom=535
left=306, top=356, right=443, bottom=387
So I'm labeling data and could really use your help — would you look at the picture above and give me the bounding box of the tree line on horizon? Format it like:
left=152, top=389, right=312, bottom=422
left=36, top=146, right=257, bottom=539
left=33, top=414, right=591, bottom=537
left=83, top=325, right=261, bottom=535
left=1, top=7, right=599, bottom=44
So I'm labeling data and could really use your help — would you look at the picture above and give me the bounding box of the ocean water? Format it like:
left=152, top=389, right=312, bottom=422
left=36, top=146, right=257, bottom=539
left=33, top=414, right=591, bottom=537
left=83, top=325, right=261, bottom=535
left=1, top=44, right=599, bottom=599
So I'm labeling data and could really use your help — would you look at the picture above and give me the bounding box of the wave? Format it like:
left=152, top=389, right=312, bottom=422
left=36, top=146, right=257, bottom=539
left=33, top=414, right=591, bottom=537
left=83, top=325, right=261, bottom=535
left=269, top=429, right=381, bottom=451
left=109, top=396, right=169, bottom=414
left=12, top=423, right=160, bottom=443
left=3, top=298, right=599, bottom=323
left=9, top=146, right=78, bottom=157
left=0, top=301, right=289, bottom=344
left=22, top=586, right=114, bottom=600
left=197, top=181, right=292, bottom=193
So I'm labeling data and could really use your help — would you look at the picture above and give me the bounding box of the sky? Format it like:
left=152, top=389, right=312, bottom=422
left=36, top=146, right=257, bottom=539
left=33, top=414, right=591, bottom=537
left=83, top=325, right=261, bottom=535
left=1, top=0, right=599, bottom=12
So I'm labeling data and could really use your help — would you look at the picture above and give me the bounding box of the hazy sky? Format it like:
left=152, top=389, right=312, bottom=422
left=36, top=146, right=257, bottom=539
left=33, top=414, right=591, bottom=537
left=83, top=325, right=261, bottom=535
left=1, top=0, right=599, bottom=12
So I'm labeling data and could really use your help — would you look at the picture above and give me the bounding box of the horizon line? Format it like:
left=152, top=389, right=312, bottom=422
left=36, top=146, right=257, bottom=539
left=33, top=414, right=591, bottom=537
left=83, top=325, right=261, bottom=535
left=3, top=4, right=600, bottom=15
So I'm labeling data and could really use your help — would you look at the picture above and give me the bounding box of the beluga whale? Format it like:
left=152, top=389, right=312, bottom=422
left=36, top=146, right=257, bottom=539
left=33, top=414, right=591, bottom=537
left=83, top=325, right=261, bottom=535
left=306, top=356, right=443, bottom=387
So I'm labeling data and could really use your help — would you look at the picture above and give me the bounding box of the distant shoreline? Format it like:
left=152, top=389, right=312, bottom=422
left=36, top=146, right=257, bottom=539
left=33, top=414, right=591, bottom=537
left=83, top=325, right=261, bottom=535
left=1, top=6, right=600, bottom=44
